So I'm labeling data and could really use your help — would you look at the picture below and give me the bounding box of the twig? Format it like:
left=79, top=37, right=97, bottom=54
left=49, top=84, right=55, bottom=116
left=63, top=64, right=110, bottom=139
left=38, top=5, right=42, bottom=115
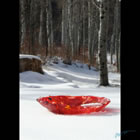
left=91, top=0, right=101, bottom=10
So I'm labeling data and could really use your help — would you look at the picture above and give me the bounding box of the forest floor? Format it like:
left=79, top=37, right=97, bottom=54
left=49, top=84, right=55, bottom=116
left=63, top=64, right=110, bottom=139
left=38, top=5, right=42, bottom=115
left=20, top=57, right=120, bottom=140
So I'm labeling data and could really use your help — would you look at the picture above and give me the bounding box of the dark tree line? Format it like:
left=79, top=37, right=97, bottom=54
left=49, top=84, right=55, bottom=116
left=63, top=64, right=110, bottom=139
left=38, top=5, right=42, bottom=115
left=19, top=0, right=121, bottom=86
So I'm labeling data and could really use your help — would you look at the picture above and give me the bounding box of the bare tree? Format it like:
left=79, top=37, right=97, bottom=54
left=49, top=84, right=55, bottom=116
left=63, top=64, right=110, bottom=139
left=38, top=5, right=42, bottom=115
left=114, top=0, right=121, bottom=72
left=46, top=0, right=54, bottom=57
left=98, top=0, right=109, bottom=86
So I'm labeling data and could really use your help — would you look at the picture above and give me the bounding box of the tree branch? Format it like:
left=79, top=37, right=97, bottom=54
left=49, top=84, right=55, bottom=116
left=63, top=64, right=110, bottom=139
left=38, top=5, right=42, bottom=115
left=91, top=0, right=101, bottom=10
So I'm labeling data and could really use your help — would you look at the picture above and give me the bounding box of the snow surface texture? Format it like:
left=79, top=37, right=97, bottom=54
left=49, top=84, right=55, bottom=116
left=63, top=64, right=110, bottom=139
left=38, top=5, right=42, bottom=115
left=20, top=58, right=120, bottom=140
left=20, top=54, right=41, bottom=61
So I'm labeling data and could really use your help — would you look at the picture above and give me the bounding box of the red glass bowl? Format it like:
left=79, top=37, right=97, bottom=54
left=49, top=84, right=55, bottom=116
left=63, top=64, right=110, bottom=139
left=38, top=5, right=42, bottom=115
left=36, top=95, right=110, bottom=115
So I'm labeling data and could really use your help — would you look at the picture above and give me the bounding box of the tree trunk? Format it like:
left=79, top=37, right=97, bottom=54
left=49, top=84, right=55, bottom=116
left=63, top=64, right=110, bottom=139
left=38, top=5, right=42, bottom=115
left=46, top=0, right=53, bottom=57
left=20, top=0, right=32, bottom=54
left=118, top=32, right=121, bottom=73
left=98, top=0, right=109, bottom=86
left=82, top=0, right=86, bottom=63
left=61, top=2, right=65, bottom=45
left=88, top=0, right=91, bottom=69
left=110, top=34, right=114, bottom=64
left=68, top=0, right=73, bottom=58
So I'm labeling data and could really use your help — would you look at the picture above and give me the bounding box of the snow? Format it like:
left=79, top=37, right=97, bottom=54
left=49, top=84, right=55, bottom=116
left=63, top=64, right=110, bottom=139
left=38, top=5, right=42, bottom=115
left=20, top=58, right=120, bottom=140
left=20, top=54, right=41, bottom=61
left=107, top=54, right=116, bottom=64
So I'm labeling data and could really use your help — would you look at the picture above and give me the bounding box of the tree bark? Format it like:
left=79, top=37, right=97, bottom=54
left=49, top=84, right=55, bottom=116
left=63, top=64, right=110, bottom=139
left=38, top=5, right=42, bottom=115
left=46, top=0, right=53, bottom=57
left=115, top=0, right=121, bottom=72
left=88, top=0, right=91, bottom=69
left=98, top=0, right=109, bottom=86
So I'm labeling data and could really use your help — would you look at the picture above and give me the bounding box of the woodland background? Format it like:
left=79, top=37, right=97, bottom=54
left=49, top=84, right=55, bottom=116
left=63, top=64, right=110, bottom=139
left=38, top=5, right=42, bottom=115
left=19, top=0, right=121, bottom=86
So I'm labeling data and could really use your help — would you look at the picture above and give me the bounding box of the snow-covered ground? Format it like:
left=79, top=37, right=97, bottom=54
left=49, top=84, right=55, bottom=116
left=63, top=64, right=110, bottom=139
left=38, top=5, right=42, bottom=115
left=20, top=58, right=120, bottom=140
